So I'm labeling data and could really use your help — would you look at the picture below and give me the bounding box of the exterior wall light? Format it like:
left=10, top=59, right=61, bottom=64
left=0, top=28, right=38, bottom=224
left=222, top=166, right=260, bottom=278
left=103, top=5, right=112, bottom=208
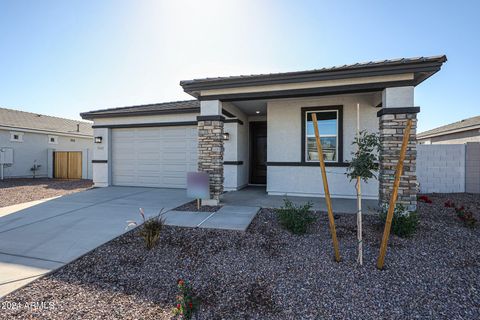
left=94, top=136, right=103, bottom=143
left=222, top=132, right=230, bottom=141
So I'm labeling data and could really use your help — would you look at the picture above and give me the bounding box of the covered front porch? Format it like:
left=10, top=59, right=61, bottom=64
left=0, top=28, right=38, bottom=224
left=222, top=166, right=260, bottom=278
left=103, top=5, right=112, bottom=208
left=180, top=56, right=447, bottom=210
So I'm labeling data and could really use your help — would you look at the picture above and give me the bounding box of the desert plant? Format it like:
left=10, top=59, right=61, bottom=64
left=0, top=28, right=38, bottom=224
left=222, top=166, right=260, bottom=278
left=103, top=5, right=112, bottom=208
left=347, top=129, right=381, bottom=265
left=454, top=206, right=476, bottom=228
left=418, top=195, right=433, bottom=204
left=276, top=199, right=316, bottom=235
left=30, top=160, right=41, bottom=179
left=173, top=279, right=198, bottom=319
left=126, top=208, right=166, bottom=249
left=379, top=203, right=418, bottom=238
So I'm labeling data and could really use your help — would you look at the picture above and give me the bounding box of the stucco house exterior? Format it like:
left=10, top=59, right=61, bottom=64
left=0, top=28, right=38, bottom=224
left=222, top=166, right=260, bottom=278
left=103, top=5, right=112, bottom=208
left=81, top=55, right=447, bottom=210
left=417, top=115, right=480, bottom=144
left=0, top=107, right=93, bottom=179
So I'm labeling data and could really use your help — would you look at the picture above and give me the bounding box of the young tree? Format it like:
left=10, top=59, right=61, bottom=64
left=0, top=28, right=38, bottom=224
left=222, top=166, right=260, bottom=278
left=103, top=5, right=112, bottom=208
left=347, top=130, right=381, bottom=265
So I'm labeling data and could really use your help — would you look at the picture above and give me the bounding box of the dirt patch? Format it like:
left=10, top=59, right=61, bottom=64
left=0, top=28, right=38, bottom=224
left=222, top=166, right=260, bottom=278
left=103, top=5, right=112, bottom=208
left=0, top=178, right=93, bottom=208
left=1, top=193, right=479, bottom=319
left=173, top=200, right=222, bottom=212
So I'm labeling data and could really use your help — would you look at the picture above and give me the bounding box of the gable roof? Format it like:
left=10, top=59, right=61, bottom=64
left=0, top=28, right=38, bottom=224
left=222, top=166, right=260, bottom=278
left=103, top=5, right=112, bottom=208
left=0, top=107, right=93, bottom=137
left=418, top=115, right=480, bottom=139
left=80, top=100, right=199, bottom=120
left=181, top=55, right=447, bottom=99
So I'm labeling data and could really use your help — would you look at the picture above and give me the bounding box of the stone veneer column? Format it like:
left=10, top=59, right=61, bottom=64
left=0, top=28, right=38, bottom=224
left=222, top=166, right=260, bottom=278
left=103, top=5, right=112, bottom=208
left=197, top=115, right=225, bottom=202
left=378, top=107, right=419, bottom=212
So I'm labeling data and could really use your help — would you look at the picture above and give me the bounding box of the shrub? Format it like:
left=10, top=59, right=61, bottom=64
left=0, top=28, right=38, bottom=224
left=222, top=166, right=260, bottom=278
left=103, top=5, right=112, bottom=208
left=379, top=204, right=419, bottom=238
left=444, top=200, right=455, bottom=208
left=454, top=206, right=476, bottom=228
left=126, top=208, right=166, bottom=249
left=418, top=195, right=432, bottom=204
left=173, top=279, right=198, bottom=319
left=276, top=199, right=316, bottom=235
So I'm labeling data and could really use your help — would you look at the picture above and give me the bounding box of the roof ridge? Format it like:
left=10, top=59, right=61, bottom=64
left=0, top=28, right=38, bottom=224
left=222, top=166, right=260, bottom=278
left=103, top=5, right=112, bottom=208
left=0, top=106, right=91, bottom=124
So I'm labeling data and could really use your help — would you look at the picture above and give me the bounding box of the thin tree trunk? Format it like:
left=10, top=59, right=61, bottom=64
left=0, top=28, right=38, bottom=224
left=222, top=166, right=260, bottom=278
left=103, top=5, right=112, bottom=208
left=356, top=177, right=363, bottom=265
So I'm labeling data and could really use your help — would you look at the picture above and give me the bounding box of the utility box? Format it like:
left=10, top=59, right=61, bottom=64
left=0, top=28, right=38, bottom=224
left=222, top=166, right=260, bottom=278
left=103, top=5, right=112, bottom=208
left=0, top=147, right=14, bottom=164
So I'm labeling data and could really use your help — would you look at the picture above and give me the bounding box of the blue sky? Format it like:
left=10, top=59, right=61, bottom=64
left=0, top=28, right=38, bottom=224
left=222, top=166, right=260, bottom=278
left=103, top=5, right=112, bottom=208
left=0, top=0, right=478, bottom=132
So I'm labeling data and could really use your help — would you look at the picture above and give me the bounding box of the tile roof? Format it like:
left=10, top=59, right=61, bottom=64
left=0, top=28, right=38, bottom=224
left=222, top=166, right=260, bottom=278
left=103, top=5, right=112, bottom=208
left=418, top=115, right=480, bottom=138
left=80, top=100, right=200, bottom=119
left=181, top=55, right=447, bottom=85
left=0, top=107, right=92, bottom=136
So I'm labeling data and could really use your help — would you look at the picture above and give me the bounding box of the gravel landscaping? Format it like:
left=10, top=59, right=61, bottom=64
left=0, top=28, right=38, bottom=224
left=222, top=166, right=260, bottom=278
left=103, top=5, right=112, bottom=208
left=1, top=193, right=479, bottom=319
left=173, top=200, right=222, bottom=212
left=0, top=178, right=93, bottom=208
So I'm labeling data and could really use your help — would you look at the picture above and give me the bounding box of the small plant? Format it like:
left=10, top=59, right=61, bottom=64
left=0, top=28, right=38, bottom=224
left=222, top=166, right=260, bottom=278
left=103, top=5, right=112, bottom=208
left=173, top=279, right=198, bottom=319
left=454, top=206, right=476, bottom=228
left=346, top=130, right=381, bottom=265
left=418, top=195, right=432, bottom=204
left=346, top=130, right=381, bottom=182
left=276, top=199, right=316, bottom=235
left=444, top=200, right=455, bottom=208
left=379, top=203, right=419, bottom=238
left=126, top=208, right=166, bottom=249
left=30, top=160, right=41, bottom=179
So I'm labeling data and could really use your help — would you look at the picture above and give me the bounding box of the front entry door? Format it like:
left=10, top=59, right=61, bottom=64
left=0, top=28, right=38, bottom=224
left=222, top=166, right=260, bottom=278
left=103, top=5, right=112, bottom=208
left=250, top=121, right=267, bottom=184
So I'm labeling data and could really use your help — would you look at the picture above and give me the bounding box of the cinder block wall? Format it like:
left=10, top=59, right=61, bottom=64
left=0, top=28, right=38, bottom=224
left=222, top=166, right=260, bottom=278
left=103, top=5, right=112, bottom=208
left=417, top=144, right=466, bottom=193
left=466, top=142, right=480, bottom=193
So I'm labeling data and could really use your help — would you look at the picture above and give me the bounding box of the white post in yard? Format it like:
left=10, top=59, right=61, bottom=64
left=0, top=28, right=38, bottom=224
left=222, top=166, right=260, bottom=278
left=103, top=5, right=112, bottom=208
left=356, top=103, right=363, bottom=265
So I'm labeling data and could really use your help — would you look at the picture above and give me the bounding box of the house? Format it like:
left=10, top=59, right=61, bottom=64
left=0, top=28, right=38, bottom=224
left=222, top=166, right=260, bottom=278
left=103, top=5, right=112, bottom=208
left=0, top=107, right=93, bottom=179
left=417, top=115, right=480, bottom=144
left=81, top=55, right=447, bottom=210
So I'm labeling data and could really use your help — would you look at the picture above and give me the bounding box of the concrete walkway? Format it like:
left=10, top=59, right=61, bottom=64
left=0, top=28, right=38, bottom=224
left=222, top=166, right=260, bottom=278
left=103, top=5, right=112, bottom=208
left=0, top=186, right=260, bottom=298
left=0, top=186, right=192, bottom=298
left=222, top=186, right=380, bottom=214
left=165, top=205, right=260, bottom=231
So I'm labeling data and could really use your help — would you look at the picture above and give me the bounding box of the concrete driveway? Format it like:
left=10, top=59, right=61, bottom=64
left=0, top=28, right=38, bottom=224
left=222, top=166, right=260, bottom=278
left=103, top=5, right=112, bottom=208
left=0, top=186, right=191, bottom=298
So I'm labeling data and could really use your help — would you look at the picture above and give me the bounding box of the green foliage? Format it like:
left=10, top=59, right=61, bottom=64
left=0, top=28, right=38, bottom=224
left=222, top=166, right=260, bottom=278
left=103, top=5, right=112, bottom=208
left=276, top=199, right=316, bottom=235
left=347, top=130, right=381, bottom=182
left=173, top=279, right=199, bottom=319
left=379, top=204, right=419, bottom=237
left=141, top=214, right=165, bottom=249
left=126, top=208, right=165, bottom=249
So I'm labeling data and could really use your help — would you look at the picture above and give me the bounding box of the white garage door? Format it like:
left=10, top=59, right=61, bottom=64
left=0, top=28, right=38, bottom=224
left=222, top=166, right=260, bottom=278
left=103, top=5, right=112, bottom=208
left=112, top=126, right=198, bottom=188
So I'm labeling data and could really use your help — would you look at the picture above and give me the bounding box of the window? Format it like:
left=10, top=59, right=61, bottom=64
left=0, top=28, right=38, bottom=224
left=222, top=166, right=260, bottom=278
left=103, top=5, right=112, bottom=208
left=48, top=135, right=58, bottom=144
left=302, top=106, right=343, bottom=163
left=10, top=132, right=24, bottom=142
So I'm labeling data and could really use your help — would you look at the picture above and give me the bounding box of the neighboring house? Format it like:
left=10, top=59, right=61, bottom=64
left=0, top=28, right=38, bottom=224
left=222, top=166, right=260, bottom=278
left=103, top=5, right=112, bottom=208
left=417, top=116, right=480, bottom=194
left=0, top=107, right=93, bottom=179
left=417, top=115, right=480, bottom=144
left=81, top=55, right=447, bottom=210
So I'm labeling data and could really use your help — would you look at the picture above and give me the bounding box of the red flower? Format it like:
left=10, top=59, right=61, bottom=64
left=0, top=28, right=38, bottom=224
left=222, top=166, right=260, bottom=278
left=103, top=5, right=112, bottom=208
left=177, top=304, right=181, bottom=309
left=189, top=302, right=193, bottom=309
left=177, top=279, right=184, bottom=286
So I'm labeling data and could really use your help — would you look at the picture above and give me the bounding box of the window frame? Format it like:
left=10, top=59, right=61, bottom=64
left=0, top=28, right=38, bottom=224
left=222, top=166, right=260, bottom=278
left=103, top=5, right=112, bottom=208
left=48, top=135, right=58, bottom=144
left=10, top=131, right=24, bottom=142
left=301, top=106, right=343, bottom=164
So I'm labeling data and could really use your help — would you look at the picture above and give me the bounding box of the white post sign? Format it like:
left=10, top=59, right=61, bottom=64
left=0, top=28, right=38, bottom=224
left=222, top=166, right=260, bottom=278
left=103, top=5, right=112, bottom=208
left=187, top=172, right=209, bottom=208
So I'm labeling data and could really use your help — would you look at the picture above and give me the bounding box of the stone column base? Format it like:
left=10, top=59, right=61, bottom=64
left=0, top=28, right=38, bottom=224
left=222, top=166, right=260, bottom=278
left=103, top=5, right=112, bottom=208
left=197, top=115, right=225, bottom=201
left=378, top=108, right=419, bottom=212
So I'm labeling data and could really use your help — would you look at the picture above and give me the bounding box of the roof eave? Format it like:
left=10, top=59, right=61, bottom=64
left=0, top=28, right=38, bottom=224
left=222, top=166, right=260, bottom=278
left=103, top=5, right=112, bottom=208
left=180, top=57, right=447, bottom=94
left=80, top=107, right=200, bottom=120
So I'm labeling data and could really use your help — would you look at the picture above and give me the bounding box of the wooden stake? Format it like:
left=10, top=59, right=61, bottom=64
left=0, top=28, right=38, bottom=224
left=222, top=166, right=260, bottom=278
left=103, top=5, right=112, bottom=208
left=197, top=198, right=200, bottom=210
left=377, top=118, right=413, bottom=270
left=311, top=113, right=341, bottom=262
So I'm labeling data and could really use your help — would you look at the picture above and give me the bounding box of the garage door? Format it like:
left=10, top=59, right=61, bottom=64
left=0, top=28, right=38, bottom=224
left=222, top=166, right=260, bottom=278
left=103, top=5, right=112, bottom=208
left=112, top=126, right=198, bottom=188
